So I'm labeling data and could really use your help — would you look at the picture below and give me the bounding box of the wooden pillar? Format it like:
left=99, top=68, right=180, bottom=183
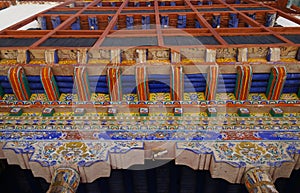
left=77, top=48, right=88, bottom=64
left=237, top=48, right=248, bottom=62
left=171, top=65, right=183, bottom=101
left=266, top=66, right=287, bottom=100
left=111, top=49, right=121, bottom=64
left=171, top=51, right=181, bottom=63
left=234, top=65, right=252, bottom=100
left=8, top=66, right=31, bottom=100
left=74, top=67, right=91, bottom=101
left=17, top=49, right=27, bottom=64
left=205, top=49, right=216, bottom=62
left=45, top=49, right=56, bottom=64
left=205, top=65, right=218, bottom=100
left=47, top=167, right=80, bottom=193
left=107, top=67, right=122, bottom=101
left=244, top=168, right=279, bottom=193
left=135, top=66, right=149, bottom=101
left=135, top=49, right=147, bottom=63
left=267, top=48, right=280, bottom=62
left=41, top=67, right=60, bottom=101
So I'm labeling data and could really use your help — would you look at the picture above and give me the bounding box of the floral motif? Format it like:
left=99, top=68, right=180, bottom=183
left=123, top=94, right=137, bottom=102
left=2, top=94, right=16, bottom=101
left=248, top=93, right=267, bottom=100
left=177, top=141, right=297, bottom=167
left=149, top=93, right=171, bottom=101
left=280, top=93, right=299, bottom=100
left=59, top=94, right=78, bottom=102
left=91, top=93, right=110, bottom=102
left=184, top=92, right=205, bottom=101
left=29, top=141, right=143, bottom=167
left=216, top=93, right=236, bottom=100
left=30, top=94, right=47, bottom=101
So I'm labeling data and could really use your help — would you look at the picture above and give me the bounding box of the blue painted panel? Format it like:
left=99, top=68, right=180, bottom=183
left=184, top=74, right=207, bottom=93
left=88, top=75, right=108, bottom=94
left=148, top=75, right=170, bottom=93
left=121, top=75, right=136, bottom=94
left=282, top=73, right=300, bottom=93
left=217, top=74, right=236, bottom=93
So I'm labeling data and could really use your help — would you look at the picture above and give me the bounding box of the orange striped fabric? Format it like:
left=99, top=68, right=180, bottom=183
left=41, top=67, right=60, bottom=101
left=136, top=66, right=148, bottom=101
left=205, top=66, right=218, bottom=100
left=74, top=67, right=91, bottom=101
left=107, top=67, right=122, bottom=101
left=8, top=67, right=31, bottom=100
left=235, top=65, right=252, bottom=100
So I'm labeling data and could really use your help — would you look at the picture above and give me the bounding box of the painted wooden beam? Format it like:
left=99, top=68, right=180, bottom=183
left=154, top=0, right=164, bottom=46
left=136, top=66, right=149, bottom=101
left=8, top=66, right=31, bottom=100
left=234, top=65, right=252, bottom=101
left=41, top=67, right=60, bottom=101
left=171, top=65, right=183, bottom=101
left=205, top=65, right=218, bottom=100
left=266, top=66, right=287, bottom=100
left=107, top=67, right=122, bottom=102
left=74, top=66, right=91, bottom=101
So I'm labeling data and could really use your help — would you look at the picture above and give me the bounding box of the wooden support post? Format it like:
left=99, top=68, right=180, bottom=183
left=47, top=167, right=80, bottom=193
left=107, top=67, right=122, bottom=101
left=136, top=66, right=149, bottom=101
left=234, top=65, right=252, bottom=100
left=205, top=65, right=218, bottom=100
left=171, top=51, right=180, bottom=63
left=74, top=67, right=91, bottom=101
left=136, top=49, right=147, bottom=63
left=243, top=168, right=279, bottom=193
left=8, top=66, right=31, bottom=100
left=17, top=49, right=27, bottom=64
left=41, top=67, right=60, bottom=101
left=77, top=49, right=88, bottom=64
left=237, top=48, right=248, bottom=62
left=267, top=48, right=281, bottom=62
left=266, top=66, right=287, bottom=100
left=111, top=49, right=121, bottom=64
left=206, top=49, right=216, bottom=62
left=171, top=65, right=183, bottom=101
left=45, top=49, right=56, bottom=64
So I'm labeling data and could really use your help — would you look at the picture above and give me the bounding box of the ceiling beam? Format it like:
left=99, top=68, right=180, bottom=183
left=154, top=0, right=164, bottom=47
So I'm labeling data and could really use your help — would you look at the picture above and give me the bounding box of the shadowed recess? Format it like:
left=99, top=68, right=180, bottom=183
left=44, top=11, right=77, bottom=14
left=40, top=38, right=98, bottom=47
left=83, top=10, right=117, bottom=14
left=235, top=7, right=271, bottom=11
left=0, top=38, right=39, bottom=47
left=282, top=35, right=300, bottom=44
left=164, top=36, right=219, bottom=45
left=122, top=10, right=154, bottom=13
left=197, top=7, right=231, bottom=12
left=222, top=35, right=284, bottom=44
left=101, top=37, right=158, bottom=47
left=160, top=9, right=192, bottom=13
